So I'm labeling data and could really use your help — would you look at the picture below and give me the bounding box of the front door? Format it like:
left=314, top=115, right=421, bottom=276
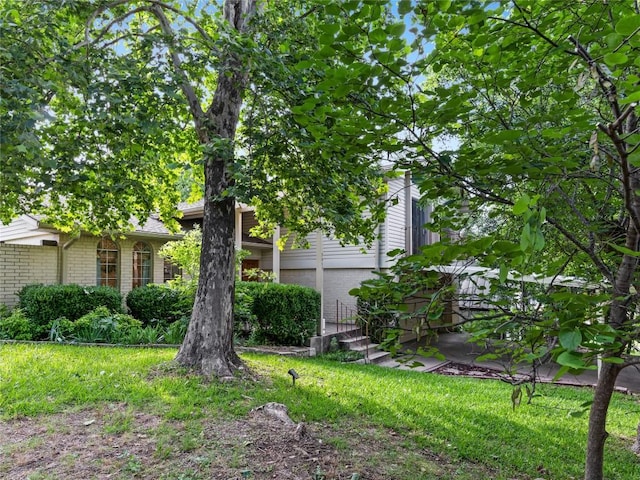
left=241, top=259, right=260, bottom=281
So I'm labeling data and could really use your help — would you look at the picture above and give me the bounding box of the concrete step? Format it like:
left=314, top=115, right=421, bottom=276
left=349, top=342, right=379, bottom=353
left=355, top=348, right=392, bottom=365
left=324, top=322, right=360, bottom=337
left=339, top=335, right=370, bottom=349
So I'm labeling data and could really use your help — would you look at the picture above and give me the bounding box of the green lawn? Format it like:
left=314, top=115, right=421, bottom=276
left=0, top=343, right=638, bottom=479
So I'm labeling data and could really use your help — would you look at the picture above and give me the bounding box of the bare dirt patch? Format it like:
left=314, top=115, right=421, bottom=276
left=431, top=362, right=508, bottom=380
left=0, top=402, right=500, bottom=480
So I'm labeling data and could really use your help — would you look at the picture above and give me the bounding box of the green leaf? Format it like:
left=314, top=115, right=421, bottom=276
left=316, top=45, right=336, bottom=58
left=606, top=242, right=640, bottom=257
left=369, top=28, right=387, bottom=43
left=319, top=23, right=340, bottom=35
left=557, top=351, right=587, bottom=369
left=388, top=23, right=406, bottom=37
left=601, top=356, right=625, bottom=364
left=499, top=263, right=508, bottom=284
left=553, top=365, right=571, bottom=381
left=512, top=195, right=530, bottom=215
left=615, top=14, right=640, bottom=35
left=398, top=0, right=412, bottom=15
left=603, top=52, right=629, bottom=66
left=620, top=89, right=640, bottom=105
left=294, top=60, right=313, bottom=70
left=484, top=130, right=525, bottom=144
left=520, top=223, right=531, bottom=251
left=559, top=328, right=582, bottom=351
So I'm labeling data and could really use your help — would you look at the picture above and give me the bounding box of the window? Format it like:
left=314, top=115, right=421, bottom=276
left=412, top=198, right=431, bottom=254
left=132, top=242, right=152, bottom=288
left=97, top=238, right=119, bottom=287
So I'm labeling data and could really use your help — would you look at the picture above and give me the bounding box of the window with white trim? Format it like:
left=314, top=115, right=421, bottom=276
left=97, top=238, right=119, bottom=288
left=132, top=241, right=152, bottom=288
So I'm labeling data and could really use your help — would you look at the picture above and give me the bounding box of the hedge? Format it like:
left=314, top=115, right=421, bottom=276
left=248, top=282, right=320, bottom=346
left=18, top=284, right=123, bottom=339
left=125, top=284, right=192, bottom=326
left=12, top=281, right=320, bottom=346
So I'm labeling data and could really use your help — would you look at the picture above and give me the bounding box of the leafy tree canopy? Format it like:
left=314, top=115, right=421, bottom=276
left=0, top=0, right=398, bottom=245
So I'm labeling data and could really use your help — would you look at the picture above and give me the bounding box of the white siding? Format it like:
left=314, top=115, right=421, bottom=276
left=280, top=268, right=375, bottom=323
left=0, top=216, right=59, bottom=245
left=383, top=176, right=408, bottom=266
left=279, top=230, right=318, bottom=269
left=279, top=230, right=378, bottom=270
left=322, top=237, right=376, bottom=269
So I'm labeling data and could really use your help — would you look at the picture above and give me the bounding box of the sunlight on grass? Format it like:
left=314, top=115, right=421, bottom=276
left=0, top=344, right=638, bottom=479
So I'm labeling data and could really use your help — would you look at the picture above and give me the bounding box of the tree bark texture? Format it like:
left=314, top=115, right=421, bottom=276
left=175, top=0, right=257, bottom=378
left=584, top=359, right=622, bottom=480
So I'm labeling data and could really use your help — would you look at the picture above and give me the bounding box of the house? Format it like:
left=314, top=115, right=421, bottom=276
left=1, top=171, right=439, bottom=330
left=0, top=214, right=182, bottom=306
left=179, top=171, right=440, bottom=332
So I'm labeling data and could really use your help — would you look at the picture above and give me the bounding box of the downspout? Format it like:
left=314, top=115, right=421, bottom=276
left=404, top=170, right=412, bottom=256
left=315, top=230, right=324, bottom=335
left=58, top=235, right=79, bottom=284
left=375, top=222, right=382, bottom=272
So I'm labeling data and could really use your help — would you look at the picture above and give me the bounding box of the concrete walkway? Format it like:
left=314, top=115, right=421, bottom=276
left=379, top=332, right=640, bottom=394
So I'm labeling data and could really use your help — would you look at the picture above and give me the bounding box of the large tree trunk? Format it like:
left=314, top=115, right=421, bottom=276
left=584, top=361, right=621, bottom=480
left=632, top=420, right=640, bottom=455
left=175, top=0, right=256, bottom=378
left=175, top=171, right=240, bottom=378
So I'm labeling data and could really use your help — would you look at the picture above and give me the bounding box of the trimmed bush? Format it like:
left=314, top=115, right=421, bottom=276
left=249, top=283, right=320, bottom=346
left=126, top=284, right=191, bottom=326
left=0, top=308, right=35, bottom=341
left=18, top=284, right=123, bottom=339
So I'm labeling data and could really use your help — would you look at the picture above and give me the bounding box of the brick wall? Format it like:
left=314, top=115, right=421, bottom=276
left=1, top=235, right=172, bottom=307
left=64, top=234, right=170, bottom=298
left=323, top=269, right=374, bottom=322
left=0, top=243, right=59, bottom=306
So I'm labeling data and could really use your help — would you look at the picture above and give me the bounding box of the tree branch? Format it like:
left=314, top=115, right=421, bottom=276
left=86, top=0, right=216, bottom=51
left=545, top=215, right=614, bottom=282
left=568, top=35, right=622, bottom=127
left=149, top=4, right=208, bottom=143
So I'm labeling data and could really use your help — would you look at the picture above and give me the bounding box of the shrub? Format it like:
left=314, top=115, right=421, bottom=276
left=234, top=281, right=260, bottom=339
left=48, top=317, right=76, bottom=342
left=0, top=308, right=35, bottom=341
left=0, top=304, right=11, bottom=320
left=355, top=296, right=398, bottom=344
left=126, top=284, right=191, bottom=326
left=73, top=306, right=142, bottom=344
left=249, top=283, right=320, bottom=346
left=18, top=284, right=123, bottom=338
left=165, top=317, right=189, bottom=345
left=319, top=350, right=365, bottom=362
